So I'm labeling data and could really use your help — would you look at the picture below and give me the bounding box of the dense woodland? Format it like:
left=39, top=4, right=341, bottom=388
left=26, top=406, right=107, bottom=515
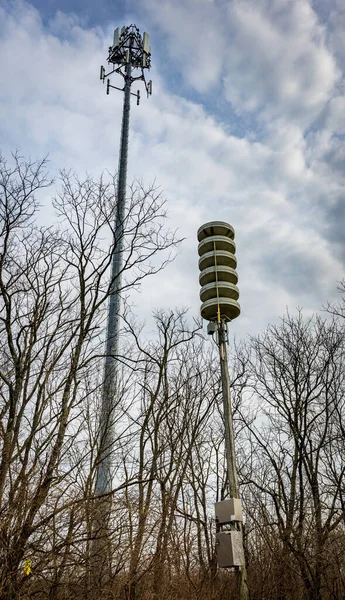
left=1, top=155, right=345, bottom=600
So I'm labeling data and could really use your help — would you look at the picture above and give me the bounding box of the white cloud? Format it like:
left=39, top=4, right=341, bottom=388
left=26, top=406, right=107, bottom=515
left=328, top=1, right=345, bottom=65
left=136, top=0, right=227, bottom=94
left=326, top=96, right=345, bottom=134
left=139, top=0, right=339, bottom=127
left=222, top=0, right=338, bottom=124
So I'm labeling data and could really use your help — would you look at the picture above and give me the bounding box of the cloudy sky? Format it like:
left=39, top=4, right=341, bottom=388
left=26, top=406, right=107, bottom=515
left=0, top=0, right=344, bottom=340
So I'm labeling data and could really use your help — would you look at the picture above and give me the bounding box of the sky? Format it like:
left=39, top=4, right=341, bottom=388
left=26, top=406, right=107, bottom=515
left=0, top=0, right=344, bottom=341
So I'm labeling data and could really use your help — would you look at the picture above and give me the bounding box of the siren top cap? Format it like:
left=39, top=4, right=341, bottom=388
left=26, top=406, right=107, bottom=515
left=197, top=221, right=234, bottom=242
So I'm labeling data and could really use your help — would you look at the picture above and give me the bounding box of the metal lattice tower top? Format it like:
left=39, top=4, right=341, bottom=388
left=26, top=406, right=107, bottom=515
left=100, top=25, right=152, bottom=102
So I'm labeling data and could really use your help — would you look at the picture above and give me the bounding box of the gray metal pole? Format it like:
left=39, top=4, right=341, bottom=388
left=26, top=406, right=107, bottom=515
left=218, top=319, right=249, bottom=600
left=218, top=321, right=239, bottom=499
left=96, top=59, right=132, bottom=496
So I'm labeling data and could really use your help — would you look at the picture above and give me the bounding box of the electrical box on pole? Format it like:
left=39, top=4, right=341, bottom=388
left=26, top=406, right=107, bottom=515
left=215, top=498, right=243, bottom=525
left=216, top=532, right=245, bottom=568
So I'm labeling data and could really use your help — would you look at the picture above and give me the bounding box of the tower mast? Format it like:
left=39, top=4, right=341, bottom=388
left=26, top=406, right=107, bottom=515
left=97, top=25, right=152, bottom=495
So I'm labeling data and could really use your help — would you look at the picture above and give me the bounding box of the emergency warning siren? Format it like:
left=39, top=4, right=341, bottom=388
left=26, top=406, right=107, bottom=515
left=198, top=221, right=240, bottom=326
left=198, top=221, right=245, bottom=571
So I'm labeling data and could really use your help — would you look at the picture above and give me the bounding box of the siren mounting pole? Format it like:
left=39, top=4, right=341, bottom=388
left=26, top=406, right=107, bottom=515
left=197, top=221, right=249, bottom=599
left=96, top=25, right=152, bottom=496
left=217, top=320, right=249, bottom=600
left=218, top=320, right=249, bottom=600
left=217, top=320, right=239, bottom=499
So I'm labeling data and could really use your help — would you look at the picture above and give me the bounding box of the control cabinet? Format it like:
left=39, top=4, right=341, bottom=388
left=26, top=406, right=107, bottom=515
left=216, top=531, right=244, bottom=567
left=215, top=498, right=243, bottom=525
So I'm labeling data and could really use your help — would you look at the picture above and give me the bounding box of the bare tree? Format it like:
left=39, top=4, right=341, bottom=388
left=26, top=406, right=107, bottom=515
left=0, top=153, right=178, bottom=599
left=324, top=281, right=345, bottom=322
left=240, top=311, right=345, bottom=600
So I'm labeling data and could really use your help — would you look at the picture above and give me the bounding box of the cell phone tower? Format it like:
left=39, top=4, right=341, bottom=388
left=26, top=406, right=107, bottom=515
left=96, top=25, right=152, bottom=496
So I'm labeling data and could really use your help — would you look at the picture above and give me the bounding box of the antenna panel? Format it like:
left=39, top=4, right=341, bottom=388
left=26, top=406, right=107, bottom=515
left=143, top=32, right=150, bottom=54
left=113, top=27, right=120, bottom=49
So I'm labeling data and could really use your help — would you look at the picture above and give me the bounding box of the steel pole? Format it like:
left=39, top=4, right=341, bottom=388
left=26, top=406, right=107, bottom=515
left=218, top=320, right=249, bottom=600
left=96, top=59, right=132, bottom=496
left=218, top=321, right=239, bottom=499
